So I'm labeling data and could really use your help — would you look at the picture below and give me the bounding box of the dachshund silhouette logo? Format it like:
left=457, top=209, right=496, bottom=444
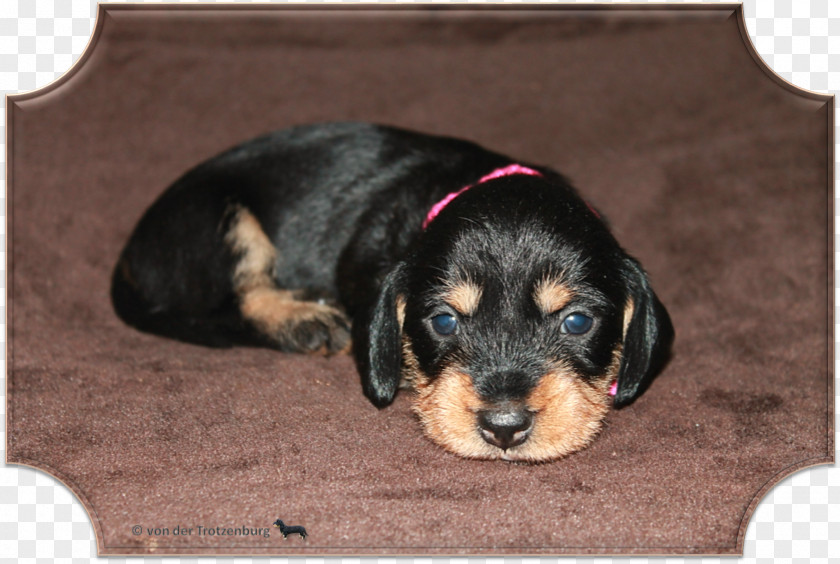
left=273, top=519, right=307, bottom=540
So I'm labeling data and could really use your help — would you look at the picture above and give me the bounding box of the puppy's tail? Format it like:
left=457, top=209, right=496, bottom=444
left=110, top=257, right=249, bottom=348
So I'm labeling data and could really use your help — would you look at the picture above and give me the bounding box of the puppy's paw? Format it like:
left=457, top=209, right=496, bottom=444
left=284, top=303, right=351, bottom=354
left=291, top=287, right=339, bottom=307
left=240, top=287, right=351, bottom=354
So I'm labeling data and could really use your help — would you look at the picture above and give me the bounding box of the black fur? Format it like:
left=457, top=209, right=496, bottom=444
left=273, top=519, right=307, bottom=540
left=112, top=122, right=673, bottom=422
left=352, top=262, right=408, bottom=407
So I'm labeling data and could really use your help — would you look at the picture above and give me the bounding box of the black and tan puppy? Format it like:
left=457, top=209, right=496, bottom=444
left=112, top=122, right=673, bottom=462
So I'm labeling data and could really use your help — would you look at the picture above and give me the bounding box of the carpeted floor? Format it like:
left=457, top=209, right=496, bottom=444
left=6, top=5, right=833, bottom=556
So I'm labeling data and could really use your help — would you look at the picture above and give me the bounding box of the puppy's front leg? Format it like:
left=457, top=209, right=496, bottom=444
left=226, top=205, right=351, bottom=354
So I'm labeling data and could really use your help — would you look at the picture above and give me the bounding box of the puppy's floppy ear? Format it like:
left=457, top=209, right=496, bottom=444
left=614, top=257, right=674, bottom=408
left=352, top=262, right=407, bottom=408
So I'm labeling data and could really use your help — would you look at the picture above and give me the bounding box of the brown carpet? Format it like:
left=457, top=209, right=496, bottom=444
left=6, top=5, right=833, bottom=556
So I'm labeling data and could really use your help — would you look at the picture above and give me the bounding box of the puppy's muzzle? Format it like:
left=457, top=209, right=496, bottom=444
left=477, top=406, right=534, bottom=451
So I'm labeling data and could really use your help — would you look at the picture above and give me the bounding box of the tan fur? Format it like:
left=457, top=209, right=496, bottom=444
left=411, top=366, right=502, bottom=460
left=408, top=350, right=622, bottom=462
left=516, top=365, right=614, bottom=462
left=224, top=205, right=349, bottom=353
left=623, top=298, right=635, bottom=336
left=400, top=334, right=423, bottom=389
left=239, top=287, right=335, bottom=334
left=443, top=278, right=483, bottom=316
left=395, top=295, right=407, bottom=329
left=533, top=276, right=574, bottom=315
left=397, top=297, right=418, bottom=388
left=224, top=206, right=278, bottom=293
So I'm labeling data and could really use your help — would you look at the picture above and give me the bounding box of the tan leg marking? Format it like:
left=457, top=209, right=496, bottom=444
left=239, top=287, right=349, bottom=351
left=224, top=206, right=350, bottom=354
left=224, top=205, right=277, bottom=293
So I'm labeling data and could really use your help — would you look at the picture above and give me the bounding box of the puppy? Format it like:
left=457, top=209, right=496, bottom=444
left=112, top=122, right=673, bottom=463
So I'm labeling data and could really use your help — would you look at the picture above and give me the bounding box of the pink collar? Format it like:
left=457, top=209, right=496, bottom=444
left=422, top=163, right=601, bottom=229
left=422, top=164, right=543, bottom=229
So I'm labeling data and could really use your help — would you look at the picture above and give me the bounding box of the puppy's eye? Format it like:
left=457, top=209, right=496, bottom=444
left=431, top=314, right=458, bottom=336
left=561, top=313, right=593, bottom=335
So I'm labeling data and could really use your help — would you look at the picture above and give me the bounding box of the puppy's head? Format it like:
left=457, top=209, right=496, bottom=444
left=355, top=176, right=673, bottom=462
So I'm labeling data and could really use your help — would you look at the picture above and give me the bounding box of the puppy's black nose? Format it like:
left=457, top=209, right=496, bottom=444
left=477, top=408, right=534, bottom=450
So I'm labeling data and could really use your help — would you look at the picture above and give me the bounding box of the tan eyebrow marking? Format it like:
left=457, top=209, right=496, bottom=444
left=443, top=278, right=483, bottom=316
left=533, top=276, right=575, bottom=314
